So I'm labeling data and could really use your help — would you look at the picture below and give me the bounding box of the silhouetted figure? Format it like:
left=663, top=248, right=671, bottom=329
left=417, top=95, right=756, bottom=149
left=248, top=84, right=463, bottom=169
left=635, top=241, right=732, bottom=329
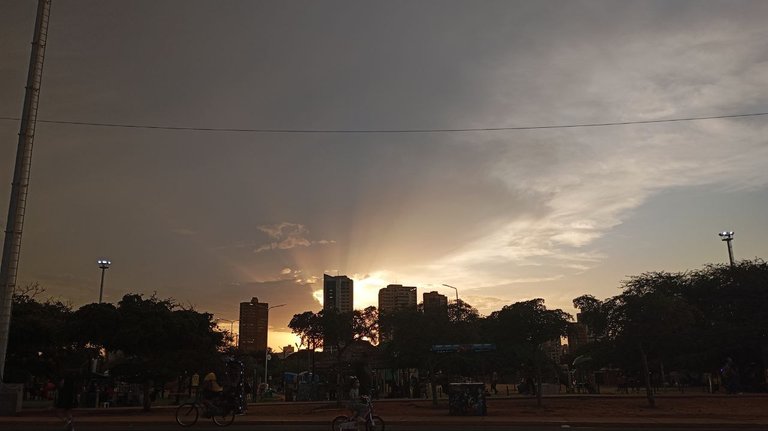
left=411, top=375, right=419, bottom=398
left=721, top=357, right=740, bottom=394
left=347, top=378, right=366, bottom=431
left=55, top=371, right=78, bottom=431
left=201, top=370, right=224, bottom=416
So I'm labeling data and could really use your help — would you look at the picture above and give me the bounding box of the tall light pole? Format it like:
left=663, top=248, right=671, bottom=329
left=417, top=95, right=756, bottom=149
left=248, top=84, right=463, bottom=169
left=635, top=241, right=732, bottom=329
left=442, top=284, right=459, bottom=303
left=265, top=304, right=286, bottom=386
left=217, top=319, right=239, bottom=346
left=0, top=0, right=53, bottom=385
left=718, top=231, right=735, bottom=267
left=97, top=259, right=111, bottom=304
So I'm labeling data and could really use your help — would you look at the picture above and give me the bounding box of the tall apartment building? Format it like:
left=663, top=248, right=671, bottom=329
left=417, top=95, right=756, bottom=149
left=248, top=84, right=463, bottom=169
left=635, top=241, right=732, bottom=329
left=238, top=297, right=269, bottom=353
left=378, top=284, right=417, bottom=314
left=541, top=338, right=563, bottom=364
left=323, top=274, right=354, bottom=313
left=378, top=284, right=417, bottom=343
left=566, top=312, right=595, bottom=354
left=423, top=291, right=448, bottom=315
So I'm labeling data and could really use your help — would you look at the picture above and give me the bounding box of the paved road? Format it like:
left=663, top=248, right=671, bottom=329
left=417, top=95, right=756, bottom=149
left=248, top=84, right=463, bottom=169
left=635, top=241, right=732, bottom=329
left=13, top=425, right=758, bottom=431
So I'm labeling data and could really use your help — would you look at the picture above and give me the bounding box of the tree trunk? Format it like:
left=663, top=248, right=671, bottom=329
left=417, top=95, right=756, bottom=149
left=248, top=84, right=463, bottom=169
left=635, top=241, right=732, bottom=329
left=335, top=369, right=342, bottom=407
left=310, top=346, right=317, bottom=401
left=335, top=346, right=343, bottom=407
left=535, top=358, right=543, bottom=408
left=640, top=346, right=655, bottom=408
left=142, top=380, right=152, bottom=412
left=429, top=361, right=438, bottom=407
left=175, top=375, right=182, bottom=405
left=311, top=348, right=316, bottom=377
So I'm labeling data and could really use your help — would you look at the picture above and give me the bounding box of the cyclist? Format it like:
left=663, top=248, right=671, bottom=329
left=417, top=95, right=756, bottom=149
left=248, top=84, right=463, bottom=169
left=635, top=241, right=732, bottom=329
left=201, top=371, right=224, bottom=416
left=347, top=378, right=367, bottom=431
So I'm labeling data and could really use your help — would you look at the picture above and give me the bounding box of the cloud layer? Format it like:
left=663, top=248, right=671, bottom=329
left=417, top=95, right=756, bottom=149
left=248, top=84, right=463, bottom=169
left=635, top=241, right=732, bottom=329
left=0, top=1, right=767, bottom=337
left=254, top=222, right=335, bottom=253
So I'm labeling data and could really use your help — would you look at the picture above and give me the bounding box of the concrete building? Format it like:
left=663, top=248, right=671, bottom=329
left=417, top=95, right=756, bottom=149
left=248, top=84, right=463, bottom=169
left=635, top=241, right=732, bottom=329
left=238, top=297, right=269, bottom=353
left=378, top=284, right=417, bottom=342
left=566, top=313, right=595, bottom=354
left=423, top=291, right=448, bottom=315
left=323, top=274, right=354, bottom=313
left=541, top=338, right=563, bottom=364
left=378, top=284, right=417, bottom=314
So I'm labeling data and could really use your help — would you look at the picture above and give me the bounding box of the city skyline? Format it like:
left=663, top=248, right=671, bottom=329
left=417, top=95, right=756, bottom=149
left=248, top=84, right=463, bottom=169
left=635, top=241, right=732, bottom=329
left=1, top=1, right=768, bottom=351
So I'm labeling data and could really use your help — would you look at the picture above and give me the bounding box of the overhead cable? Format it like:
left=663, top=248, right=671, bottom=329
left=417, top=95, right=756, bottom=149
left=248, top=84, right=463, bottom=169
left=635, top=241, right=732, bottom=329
left=0, top=111, right=766, bottom=134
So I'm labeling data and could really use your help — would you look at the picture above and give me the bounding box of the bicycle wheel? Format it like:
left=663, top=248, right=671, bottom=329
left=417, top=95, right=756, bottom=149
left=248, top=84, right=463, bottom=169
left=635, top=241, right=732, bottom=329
left=367, top=415, right=385, bottom=431
left=175, top=403, right=199, bottom=427
left=212, top=409, right=236, bottom=427
left=331, top=415, right=348, bottom=431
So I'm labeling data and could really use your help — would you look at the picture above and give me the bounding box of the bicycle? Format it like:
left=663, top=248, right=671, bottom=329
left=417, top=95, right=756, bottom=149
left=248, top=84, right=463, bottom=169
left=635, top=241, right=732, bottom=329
left=331, top=396, right=385, bottom=431
left=175, top=394, right=236, bottom=427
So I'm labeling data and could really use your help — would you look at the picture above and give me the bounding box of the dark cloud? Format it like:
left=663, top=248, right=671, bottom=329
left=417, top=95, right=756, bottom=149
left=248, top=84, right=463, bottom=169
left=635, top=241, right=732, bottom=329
left=1, top=1, right=767, bottom=339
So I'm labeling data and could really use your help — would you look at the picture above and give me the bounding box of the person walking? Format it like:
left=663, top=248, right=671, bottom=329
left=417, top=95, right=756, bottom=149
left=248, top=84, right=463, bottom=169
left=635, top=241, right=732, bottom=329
left=55, top=371, right=78, bottom=431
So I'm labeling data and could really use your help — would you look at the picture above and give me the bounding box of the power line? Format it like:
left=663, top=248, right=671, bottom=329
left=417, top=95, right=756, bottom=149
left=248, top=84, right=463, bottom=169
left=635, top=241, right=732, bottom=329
left=0, top=111, right=766, bottom=134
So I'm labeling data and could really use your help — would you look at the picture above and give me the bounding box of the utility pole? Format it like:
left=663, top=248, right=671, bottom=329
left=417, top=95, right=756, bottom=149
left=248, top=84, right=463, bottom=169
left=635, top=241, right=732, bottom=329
left=0, top=0, right=53, bottom=383
left=264, top=304, right=286, bottom=386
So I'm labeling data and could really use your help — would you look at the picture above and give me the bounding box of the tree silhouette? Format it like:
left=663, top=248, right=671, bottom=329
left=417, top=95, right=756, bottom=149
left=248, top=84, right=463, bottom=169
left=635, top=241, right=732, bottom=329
left=486, top=299, right=570, bottom=407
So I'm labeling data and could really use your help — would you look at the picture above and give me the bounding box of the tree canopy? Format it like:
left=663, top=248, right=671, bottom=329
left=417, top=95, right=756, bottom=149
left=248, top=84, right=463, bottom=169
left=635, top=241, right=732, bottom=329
left=6, top=290, right=226, bottom=410
left=572, top=259, right=768, bottom=403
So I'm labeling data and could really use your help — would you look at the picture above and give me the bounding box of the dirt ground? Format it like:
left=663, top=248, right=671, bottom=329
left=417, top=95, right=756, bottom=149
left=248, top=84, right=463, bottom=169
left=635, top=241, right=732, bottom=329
left=21, top=394, right=768, bottom=421
left=243, top=395, right=768, bottom=421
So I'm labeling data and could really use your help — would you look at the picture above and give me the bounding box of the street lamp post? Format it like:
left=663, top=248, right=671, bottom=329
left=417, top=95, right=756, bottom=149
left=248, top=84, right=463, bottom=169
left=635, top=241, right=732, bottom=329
left=265, top=304, right=286, bottom=386
left=442, top=284, right=459, bottom=303
left=97, top=259, right=111, bottom=304
left=718, top=231, right=735, bottom=267
left=217, top=319, right=239, bottom=347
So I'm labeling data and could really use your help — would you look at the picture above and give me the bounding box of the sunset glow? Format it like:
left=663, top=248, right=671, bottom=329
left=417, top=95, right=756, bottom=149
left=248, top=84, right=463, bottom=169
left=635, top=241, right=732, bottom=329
left=1, top=1, right=766, bottom=347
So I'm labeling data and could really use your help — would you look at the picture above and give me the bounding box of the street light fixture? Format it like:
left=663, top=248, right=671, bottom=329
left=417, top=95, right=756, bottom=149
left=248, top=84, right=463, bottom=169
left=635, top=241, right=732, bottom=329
left=265, top=304, right=286, bottom=386
left=217, top=319, right=239, bottom=346
left=718, top=231, right=735, bottom=267
left=441, top=284, right=459, bottom=303
left=97, top=259, right=111, bottom=304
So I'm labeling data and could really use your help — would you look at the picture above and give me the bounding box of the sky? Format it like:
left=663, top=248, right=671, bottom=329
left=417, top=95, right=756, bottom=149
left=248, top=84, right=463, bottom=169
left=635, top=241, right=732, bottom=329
left=1, top=0, right=767, bottom=350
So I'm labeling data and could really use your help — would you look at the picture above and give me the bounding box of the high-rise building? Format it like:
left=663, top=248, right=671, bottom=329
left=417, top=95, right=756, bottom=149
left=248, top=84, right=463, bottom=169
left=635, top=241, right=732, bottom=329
left=378, top=284, right=417, bottom=342
left=378, top=284, right=417, bottom=314
left=323, top=274, right=354, bottom=313
left=541, top=338, right=563, bottom=364
left=239, top=297, right=269, bottom=353
left=423, top=291, right=448, bottom=315
left=566, top=312, right=595, bottom=354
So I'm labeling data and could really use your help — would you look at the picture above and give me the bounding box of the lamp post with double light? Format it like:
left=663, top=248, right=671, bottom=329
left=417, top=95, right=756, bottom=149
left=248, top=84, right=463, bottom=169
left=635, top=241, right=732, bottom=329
left=97, top=259, right=111, bottom=304
left=718, top=231, right=735, bottom=267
